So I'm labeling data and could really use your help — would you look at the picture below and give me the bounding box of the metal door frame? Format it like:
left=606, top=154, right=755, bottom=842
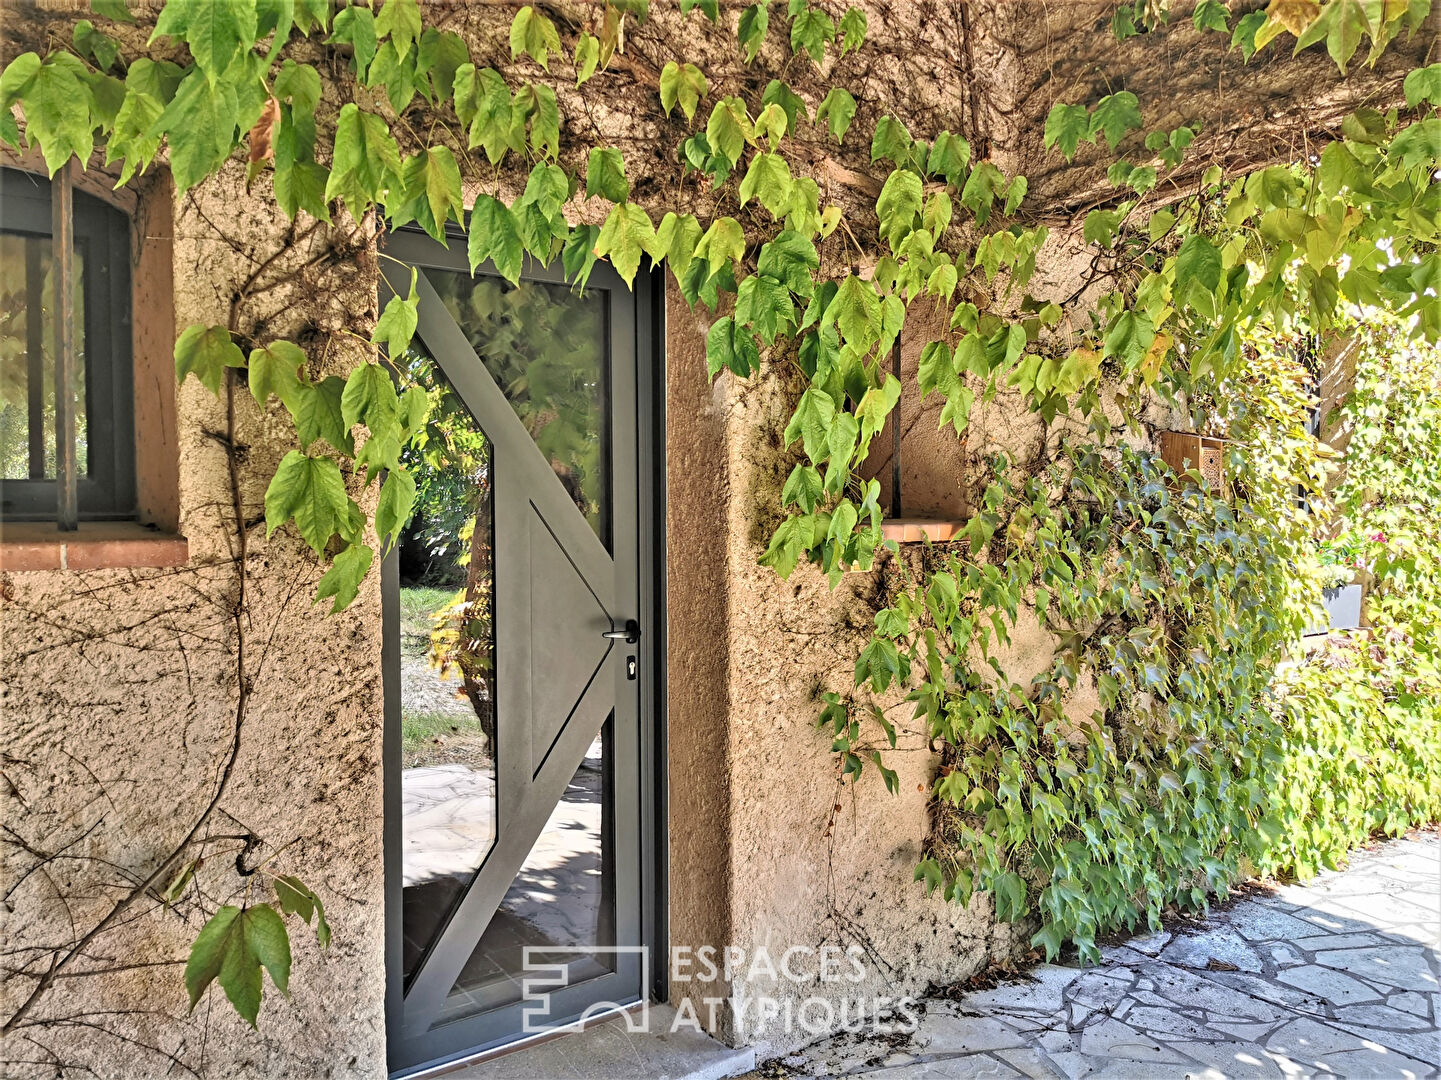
left=381, top=230, right=667, bottom=1077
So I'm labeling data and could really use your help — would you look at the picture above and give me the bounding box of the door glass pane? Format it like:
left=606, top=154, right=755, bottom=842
left=0, top=231, right=87, bottom=480
left=396, top=342, right=498, bottom=987
left=436, top=721, right=616, bottom=1026
left=424, top=270, right=611, bottom=550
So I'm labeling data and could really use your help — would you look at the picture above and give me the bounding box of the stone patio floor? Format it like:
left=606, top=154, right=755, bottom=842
left=766, top=831, right=1440, bottom=1079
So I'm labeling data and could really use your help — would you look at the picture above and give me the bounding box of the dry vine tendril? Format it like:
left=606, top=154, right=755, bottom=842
left=2, top=0, right=1439, bottom=1019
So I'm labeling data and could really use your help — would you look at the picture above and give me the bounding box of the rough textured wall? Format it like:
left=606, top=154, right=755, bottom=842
left=1, top=160, right=387, bottom=1078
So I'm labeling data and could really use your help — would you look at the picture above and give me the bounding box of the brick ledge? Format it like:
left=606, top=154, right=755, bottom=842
left=880, top=518, right=967, bottom=543
left=0, top=521, right=188, bottom=571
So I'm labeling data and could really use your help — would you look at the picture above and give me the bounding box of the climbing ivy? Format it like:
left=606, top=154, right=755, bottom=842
left=1261, top=311, right=1441, bottom=879
left=3, top=0, right=1440, bottom=1017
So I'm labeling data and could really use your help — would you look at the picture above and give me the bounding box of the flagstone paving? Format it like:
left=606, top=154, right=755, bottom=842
left=769, top=831, right=1440, bottom=1079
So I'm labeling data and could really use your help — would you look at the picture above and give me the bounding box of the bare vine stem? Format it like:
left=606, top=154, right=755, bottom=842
left=1, top=348, right=257, bottom=1040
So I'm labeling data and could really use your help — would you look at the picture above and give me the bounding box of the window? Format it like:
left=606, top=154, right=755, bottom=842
left=0, top=166, right=135, bottom=521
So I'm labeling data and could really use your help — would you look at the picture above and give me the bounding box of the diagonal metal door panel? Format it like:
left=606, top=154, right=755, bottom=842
left=382, top=258, right=635, bottom=1042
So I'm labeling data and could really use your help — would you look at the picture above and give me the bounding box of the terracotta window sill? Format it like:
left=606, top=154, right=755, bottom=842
left=880, top=518, right=967, bottom=543
left=0, top=520, right=188, bottom=571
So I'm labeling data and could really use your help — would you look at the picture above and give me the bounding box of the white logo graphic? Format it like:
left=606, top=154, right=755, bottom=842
left=521, top=946, right=651, bottom=1034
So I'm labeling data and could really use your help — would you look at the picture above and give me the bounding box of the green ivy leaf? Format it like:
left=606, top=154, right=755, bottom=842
left=325, top=104, right=400, bottom=222
left=960, top=161, right=1005, bottom=225
left=185, top=904, right=291, bottom=1028
left=393, top=146, right=463, bottom=241
left=293, top=375, right=352, bottom=455
left=374, top=468, right=417, bottom=549
left=654, top=211, right=703, bottom=280
left=1043, top=102, right=1090, bottom=161
left=273, top=875, right=331, bottom=947
left=559, top=224, right=600, bottom=290
left=871, top=114, right=913, bottom=165
left=273, top=60, right=321, bottom=117
left=856, top=636, right=900, bottom=691
left=757, top=229, right=819, bottom=296
left=151, top=0, right=258, bottom=85
left=585, top=146, right=629, bottom=202
left=760, top=79, right=807, bottom=135
left=706, top=95, right=752, bottom=167
left=248, top=341, right=306, bottom=413
left=1175, top=232, right=1222, bottom=294
left=782, top=463, right=824, bottom=512
left=706, top=314, right=761, bottom=378
left=467, top=194, right=524, bottom=282
left=927, top=130, right=971, bottom=186
left=757, top=513, right=810, bottom=578
left=242, top=906, right=291, bottom=1000
left=815, top=86, right=857, bottom=145
left=737, top=3, right=769, bottom=63
left=453, top=64, right=517, bottom=165
left=264, top=451, right=351, bottom=554
left=838, top=7, right=867, bottom=54
left=1293, top=0, right=1369, bottom=74
left=1388, top=117, right=1441, bottom=171
left=829, top=273, right=881, bottom=349
left=735, top=273, right=795, bottom=345
left=1404, top=63, right=1441, bottom=108
left=341, top=361, right=399, bottom=435
left=175, top=324, right=245, bottom=395
left=660, top=61, right=708, bottom=122
left=693, top=216, right=746, bottom=279
left=91, top=0, right=136, bottom=23
left=790, top=6, right=835, bottom=63
left=574, top=32, right=600, bottom=86
left=185, top=905, right=240, bottom=1011
left=416, top=27, right=469, bottom=100
left=374, top=0, right=421, bottom=60
left=753, top=102, right=788, bottom=150
left=1003, top=175, right=1028, bottom=215
left=1231, top=9, right=1266, bottom=59
left=329, top=5, right=378, bottom=76
left=0, top=53, right=41, bottom=116
left=374, top=267, right=420, bottom=356
left=856, top=374, right=901, bottom=440
left=784, top=386, right=837, bottom=463
left=1112, top=5, right=1139, bottom=40
left=596, top=202, right=657, bottom=287
left=739, top=151, right=795, bottom=218
left=514, top=81, right=560, bottom=160
left=22, top=53, right=99, bottom=176
left=1082, top=207, right=1123, bottom=247
left=876, top=168, right=923, bottom=250
left=509, top=5, right=562, bottom=70
left=1103, top=309, right=1155, bottom=370
left=1089, top=91, right=1142, bottom=149
left=74, top=20, right=121, bottom=72
left=1193, top=0, right=1230, bottom=32
left=681, top=0, right=720, bottom=20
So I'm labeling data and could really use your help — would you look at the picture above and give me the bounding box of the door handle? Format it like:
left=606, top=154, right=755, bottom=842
left=601, top=619, right=641, bottom=644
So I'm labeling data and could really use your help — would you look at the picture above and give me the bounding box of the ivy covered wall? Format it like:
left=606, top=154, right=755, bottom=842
left=2, top=0, right=1439, bottom=1075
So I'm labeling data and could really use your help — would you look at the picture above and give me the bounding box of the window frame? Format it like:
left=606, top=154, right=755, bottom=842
left=0, top=166, right=136, bottom=521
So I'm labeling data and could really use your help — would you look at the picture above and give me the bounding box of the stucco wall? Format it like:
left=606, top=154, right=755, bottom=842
left=1, top=163, right=389, bottom=1079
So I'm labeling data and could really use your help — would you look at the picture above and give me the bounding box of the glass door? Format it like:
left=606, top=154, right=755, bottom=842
left=382, top=233, right=652, bottom=1076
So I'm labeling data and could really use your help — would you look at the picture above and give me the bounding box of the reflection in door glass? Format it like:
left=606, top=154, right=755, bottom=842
left=437, top=722, right=615, bottom=1025
left=395, top=342, right=498, bottom=987
left=425, top=270, right=611, bottom=550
